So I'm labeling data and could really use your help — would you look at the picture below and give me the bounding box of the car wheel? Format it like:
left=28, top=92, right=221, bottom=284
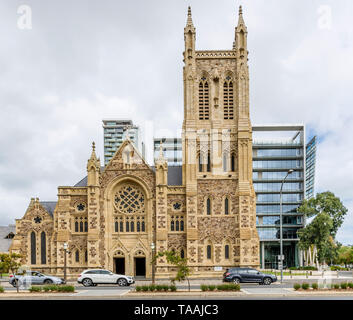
left=82, top=278, right=93, bottom=287
left=117, top=278, right=128, bottom=286
left=263, top=278, right=272, bottom=285
left=232, top=277, right=240, bottom=284
left=44, top=279, right=53, bottom=284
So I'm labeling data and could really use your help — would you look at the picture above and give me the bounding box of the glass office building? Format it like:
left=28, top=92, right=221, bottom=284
left=103, top=120, right=144, bottom=166
left=305, top=136, right=317, bottom=199
left=253, top=125, right=316, bottom=269
left=153, top=138, right=182, bottom=166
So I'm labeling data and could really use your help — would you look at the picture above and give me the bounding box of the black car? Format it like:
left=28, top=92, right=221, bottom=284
left=223, top=267, right=277, bottom=285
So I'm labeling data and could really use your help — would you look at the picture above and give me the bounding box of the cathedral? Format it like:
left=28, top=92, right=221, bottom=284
left=10, top=7, right=259, bottom=278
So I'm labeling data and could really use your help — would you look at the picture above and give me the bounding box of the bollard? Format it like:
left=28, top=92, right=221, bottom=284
left=290, top=270, right=292, bottom=279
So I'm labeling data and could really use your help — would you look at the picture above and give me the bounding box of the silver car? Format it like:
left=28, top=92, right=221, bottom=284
left=9, top=271, right=64, bottom=287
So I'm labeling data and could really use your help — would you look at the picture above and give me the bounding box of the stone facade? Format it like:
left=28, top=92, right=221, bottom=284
left=10, top=6, right=259, bottom=278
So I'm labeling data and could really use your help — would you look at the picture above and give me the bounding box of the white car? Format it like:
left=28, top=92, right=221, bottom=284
left=77, top=269, right=134, bottom=287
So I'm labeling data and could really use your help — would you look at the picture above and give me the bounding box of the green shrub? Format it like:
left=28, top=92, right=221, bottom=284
left=135, top=286, right=142, bottom=292
left=141, top=285, right=149, bottom=292
left=162, top=285, right=169, bottom=292
left=148, top=285, right=156, bottom=292
left=301, top=283, right=309, bottom=290
left=169, top=285, right=177, bottom=292
left=348, top=282, right=353, bottom=289
left=57, top=285, right=74, bottom=293
left=45, top=284, right=59, bottom=292
left=229, top=284, right=240, bottom=291
left=289, top=266, right=317, bottom=271
left=207, top=285, right=216, bottom=291
left=0, top=286, right=4, bottom=293
left=43, top=286, right=51, bottom=292
left=311, top=283, right=318, bottom=290
left=29, top=286, right=42, bottom=293
left=340, top=283, right=347, bottom=290
left=201, top=284, right=208, bottom=291
left=293, top=283, right=301, bottom=290
left=155, top=285, right=164, bottom=292
left=333, top=284, right=340, bottom=290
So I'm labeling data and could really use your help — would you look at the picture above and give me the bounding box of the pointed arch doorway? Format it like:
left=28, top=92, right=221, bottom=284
left=113, top=250, right=125, bottom=275
left=134, top=250, right=146, bottom=277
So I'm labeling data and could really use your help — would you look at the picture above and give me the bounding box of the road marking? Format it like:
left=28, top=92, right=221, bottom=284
left=241, top=289, right=251, bottom=295
left=119, top=290, right=130, bottom=296
left=71, top=290, right=89, bottom=296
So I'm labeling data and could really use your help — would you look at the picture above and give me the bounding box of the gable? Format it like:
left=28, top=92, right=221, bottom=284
left=103, top=139, right=153, bottom=173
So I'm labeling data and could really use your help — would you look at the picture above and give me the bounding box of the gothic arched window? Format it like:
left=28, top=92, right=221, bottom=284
left=85, top=250, right=88, bottom=263
left=199, top=78, right=209, bottom=120
left=137, top=221, right=140, bottom=232
left=207, top=152, right=211, bottom=172
left=142, top=221, right=145, bottom=232
left=171, top=220, right=175, bottom=231
left=224, top=78, right=234, bottom=120
left=207, top=245, right=212, bottom=259
left=41, top=232, right=46, bottom=265
left=80, top=221, right=83, bottom=232
left=225, top=245, right=230, bottom=259
left=231, top=153, right=235, bottom=172
left=223, top=153, right=228, bottom=172
left=225, top=198, right=229, bottom=215
left=180, top=249, right=185, bottom=259
left=84, top=221, right=88, bottom=232
left=180, top=220, right=184, bottom=231
left=30, top=232, right=36, bottom=265
left=120, top=221, right=124, bottom=232
left=130, top=221, right=135, bottom=232
left=115, top=222, right=118, bottom=232
left=198, top=153, right=203, bottom=172
left=75, top=250, right=79, bottom=263
left=206, top=198, right=211, bottom=215
left=75, top=221, right=78, bottom=232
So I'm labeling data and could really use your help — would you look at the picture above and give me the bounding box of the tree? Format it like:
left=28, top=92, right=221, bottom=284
left=153, top=250, right=192, bottom=291
left=0, top=253, right=22, bottom=292
left=297, top=191, right=347, bottom=266
left=298, top=191, right=347, bottom=237
left=336, top=246, right=353, bottom=267
left=298, top=212, right=336, bottom=265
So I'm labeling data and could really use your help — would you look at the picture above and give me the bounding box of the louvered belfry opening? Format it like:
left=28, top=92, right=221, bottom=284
left=223, top=77, right=234, bottom=119
left=199, top=77, right=209, bottom=120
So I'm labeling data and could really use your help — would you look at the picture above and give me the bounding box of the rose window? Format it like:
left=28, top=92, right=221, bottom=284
left=114, top=184, right=145, bottom=214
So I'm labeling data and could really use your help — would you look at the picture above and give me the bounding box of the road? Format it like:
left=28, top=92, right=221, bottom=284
left=3, top=278, right=353, bottom=299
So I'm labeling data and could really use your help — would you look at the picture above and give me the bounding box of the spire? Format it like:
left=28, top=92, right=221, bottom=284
left=236, top=5, right=247, bottom=30
left=234, top=5, right=247, bottom=51
left=186, top=6, right=194, bottom=27
left=157, top=143, right=166, bottom=162
left=87, top=141, right=100, bottom=186
left=90, top=141, right=97, bottom=160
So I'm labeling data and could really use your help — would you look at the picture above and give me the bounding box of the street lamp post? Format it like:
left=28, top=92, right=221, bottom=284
left=280, top=169, right=294, bottom=283
left=151, top=242, right=155, bottom=285
left=63, top=242, right=68, bottom=284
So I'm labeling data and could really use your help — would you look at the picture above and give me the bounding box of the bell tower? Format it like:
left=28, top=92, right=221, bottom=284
left=182, top=6, right=259, bottom=272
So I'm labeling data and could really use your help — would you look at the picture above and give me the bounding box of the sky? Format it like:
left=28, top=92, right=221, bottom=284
left=0, top=0, right=352, bottom=244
